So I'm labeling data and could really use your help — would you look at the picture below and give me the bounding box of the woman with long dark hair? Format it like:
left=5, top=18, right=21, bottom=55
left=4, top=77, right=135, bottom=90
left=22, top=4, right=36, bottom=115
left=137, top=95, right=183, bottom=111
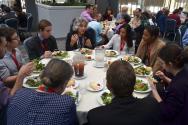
left=102, top=24, right=133, bottom=53
left=149, top=44, right=188, bottom=125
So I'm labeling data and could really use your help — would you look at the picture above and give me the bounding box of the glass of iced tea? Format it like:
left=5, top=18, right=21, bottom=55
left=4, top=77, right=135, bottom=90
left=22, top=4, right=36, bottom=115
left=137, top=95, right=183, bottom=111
left=73, top=54, right=85, bottom=77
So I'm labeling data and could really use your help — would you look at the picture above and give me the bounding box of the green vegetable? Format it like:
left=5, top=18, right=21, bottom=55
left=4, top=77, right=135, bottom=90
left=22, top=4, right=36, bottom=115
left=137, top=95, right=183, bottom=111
left=54, top=51, right=69, bottom=59
left=33, top=59, right=45, bottom=72
left=134, top=80, right=148, bottom=91
left=101, top=92, right=112, bottom=105
left=65, top=91, right=77, bottom=101
left=26, top=79, right=42, bottom=87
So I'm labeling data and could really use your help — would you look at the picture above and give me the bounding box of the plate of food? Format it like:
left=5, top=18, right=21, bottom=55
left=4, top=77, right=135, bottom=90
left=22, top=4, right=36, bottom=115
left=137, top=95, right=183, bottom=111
left=23, top=74, right=42, bottom=89
left=52, top=51, right=69, bottom=59
left=33, top=59, right=45, bottom=73
left=134, top=79, right=151, bottom=93
left=80, top=48, right=93, bottom=55
left=87, top=81, right=104, bottom=92
left=97, top=90, right=113, bottom=105
left=134, top=65, right=152, bottom=77
left=66, top=79, right=79, bottom=89
left=123, top=55, right=142, bottom=65
left=105, top=50, right=119, bottom=57
left=63, top=88, right=81, bottom=105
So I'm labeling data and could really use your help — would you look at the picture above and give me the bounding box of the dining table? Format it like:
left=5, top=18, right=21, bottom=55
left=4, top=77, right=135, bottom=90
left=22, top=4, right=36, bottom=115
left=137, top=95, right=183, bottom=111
left=27, top=50, right=151, bottom=125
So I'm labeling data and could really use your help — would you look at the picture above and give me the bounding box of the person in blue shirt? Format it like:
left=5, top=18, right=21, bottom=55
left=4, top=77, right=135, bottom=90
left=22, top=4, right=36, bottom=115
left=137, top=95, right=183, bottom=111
left=88, top=13, right=103, bottom=46
left=6, top=59, right=79, bottom=125
left=182, top=28, right=188, bottom=47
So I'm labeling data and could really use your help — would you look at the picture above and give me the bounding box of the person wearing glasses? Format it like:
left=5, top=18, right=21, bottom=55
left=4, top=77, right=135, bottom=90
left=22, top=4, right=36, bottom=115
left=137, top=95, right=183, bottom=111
left=0, top=27, right=31, bottom=86
left=25, top=19, right=58, bottom=60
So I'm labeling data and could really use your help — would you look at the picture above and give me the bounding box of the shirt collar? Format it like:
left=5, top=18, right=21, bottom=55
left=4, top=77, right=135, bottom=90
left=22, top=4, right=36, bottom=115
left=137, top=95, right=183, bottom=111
left=38, top=33, right=44, bottom=41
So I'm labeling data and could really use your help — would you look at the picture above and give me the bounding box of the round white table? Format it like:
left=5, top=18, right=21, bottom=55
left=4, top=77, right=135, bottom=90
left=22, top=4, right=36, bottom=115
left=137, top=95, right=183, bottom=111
left=40, top=51, right=150, bottom=124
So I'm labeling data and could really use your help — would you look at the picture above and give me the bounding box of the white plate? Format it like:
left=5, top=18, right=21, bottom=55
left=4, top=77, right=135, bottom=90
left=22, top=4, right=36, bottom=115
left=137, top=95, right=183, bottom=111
left=97, top=90, right=112, bottom=105
left=40, top=58, right=51, bottom=66
left=87, top=82, right=104, bottom=92
left=134, top=78, right=151, bottom=93
left=73, top=74, right=87, bottom=80
left=105, top=50, right=119, bottom=57
left=66, top=81, right=79, bottom=89
left=123, top=55, right=142, bottom=65
left=62, top=88, right=81, bottom=105
left=23, top=74, right=40, bottom=89
left=134, top=65, right=153, bottom=77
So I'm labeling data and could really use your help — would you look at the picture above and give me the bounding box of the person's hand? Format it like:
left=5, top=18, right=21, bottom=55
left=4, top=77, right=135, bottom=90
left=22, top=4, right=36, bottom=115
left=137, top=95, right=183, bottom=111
left=70, top=34, right=78, bottom=46
left=147, top=77, right=157, bottom=91
left=155, top=71, right=166, bottom=81
left=18, top=62, right=34, bottom=78
left=85, top=39, right=92, bottom=48
left=44, top=51, right=52, bottom=58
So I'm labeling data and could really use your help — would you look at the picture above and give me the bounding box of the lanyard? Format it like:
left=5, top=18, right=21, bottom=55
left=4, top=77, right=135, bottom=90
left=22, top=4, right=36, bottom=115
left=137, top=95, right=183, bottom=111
left=40, top=40, right=48, bottom=53
left=11, top=50, right=20, bottom=70
left=38, top=84, right=56, bottom=93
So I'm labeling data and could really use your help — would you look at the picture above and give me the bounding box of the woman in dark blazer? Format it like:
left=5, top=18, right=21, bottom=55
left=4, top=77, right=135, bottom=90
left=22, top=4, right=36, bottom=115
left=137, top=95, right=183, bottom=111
left=149, top=44, right=188, bottom=125
left=66, top=17, right=95, bottom=51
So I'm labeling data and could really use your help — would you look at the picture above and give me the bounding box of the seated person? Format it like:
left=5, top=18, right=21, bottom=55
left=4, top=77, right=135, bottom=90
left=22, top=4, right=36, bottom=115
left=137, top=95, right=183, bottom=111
left=86, top=60, right=160, bottom=125
left=136, top=25, right=165, bottom=73
left=0, top=27, right=25, bottom=86
left=6, top=59, right=78, bottom=125
left=149, top=44, right=188, bottom=125
left=25, top=19, right=58, bottom=60
left=182, top=28, right=188, bottom=47
left=80, top=4, right=93, bottom=22
left=102, top=8, right=114, bottom=21
left=116, top=6, right=128, bottom=20
left=14, top=7, right=27, bottom=27
left=66, top=17, right=94, bottom=51
left=102, top=24, right=133, bottom=53
left=88, top=13, right=103, bottom=46
left=0, top=29, right=33, bottom=113
left=1, top=6, right=16, bottom=22
left=114, top=13, right=131, bottom=33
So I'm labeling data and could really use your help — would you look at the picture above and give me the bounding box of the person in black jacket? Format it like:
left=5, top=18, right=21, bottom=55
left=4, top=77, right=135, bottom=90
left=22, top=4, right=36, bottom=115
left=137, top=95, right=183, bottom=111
left=86, top=60, right=160, bottom=125
left=25, top=19, right=57, bottom=60
left=66, top=17, right=94, bottom=51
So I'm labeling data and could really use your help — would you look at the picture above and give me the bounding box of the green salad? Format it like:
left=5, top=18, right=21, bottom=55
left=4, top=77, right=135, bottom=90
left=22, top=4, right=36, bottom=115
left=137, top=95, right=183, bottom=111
left=33, top=59, right=45, bottom=72
left=53, top=51, right=69, bottom=59
left=26, top=78, right=42, bottom=87
left=134, top=66, right=152, bottom=76
left=134, top=79, right=148, bottom=91
left=101, top=92, right=112, bottom=105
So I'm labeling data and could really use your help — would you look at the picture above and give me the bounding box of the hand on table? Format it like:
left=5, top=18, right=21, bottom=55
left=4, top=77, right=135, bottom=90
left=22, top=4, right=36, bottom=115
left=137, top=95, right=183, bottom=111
left=44, top=51, right=52, bottom=58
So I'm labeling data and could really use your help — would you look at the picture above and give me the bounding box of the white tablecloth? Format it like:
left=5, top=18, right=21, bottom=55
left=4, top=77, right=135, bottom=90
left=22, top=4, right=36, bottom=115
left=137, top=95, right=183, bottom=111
left=41, top=51, right=150, bottom=125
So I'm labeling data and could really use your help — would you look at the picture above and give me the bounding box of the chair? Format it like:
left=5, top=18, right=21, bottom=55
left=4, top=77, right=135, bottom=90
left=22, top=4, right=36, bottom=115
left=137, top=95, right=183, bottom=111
left=86, top=28, right=96, bottom=48
left=0, top=24, right=8, bottom=28
left=5, top=18, right=18, bottom=30
left=163, top=19, right=177, bottom=41
left=18, top=13, right=33, bottom=33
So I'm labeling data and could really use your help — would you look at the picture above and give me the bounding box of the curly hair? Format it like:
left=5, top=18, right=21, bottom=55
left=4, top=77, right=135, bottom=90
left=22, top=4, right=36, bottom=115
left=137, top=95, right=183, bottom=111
left=72, top=17, right=88, bottom=32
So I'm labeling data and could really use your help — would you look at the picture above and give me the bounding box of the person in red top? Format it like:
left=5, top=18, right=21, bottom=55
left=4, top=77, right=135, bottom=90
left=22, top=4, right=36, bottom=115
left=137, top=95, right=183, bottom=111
left=168, top=9, right=181, bottom=28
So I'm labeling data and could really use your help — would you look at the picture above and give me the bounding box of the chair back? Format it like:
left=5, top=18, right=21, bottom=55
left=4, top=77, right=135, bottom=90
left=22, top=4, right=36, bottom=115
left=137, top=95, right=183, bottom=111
left=23, top=36, right=33, bottom=53
left=164, top=19, right=177, bottom=32
left=5, top=18, right=18, bottom=30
